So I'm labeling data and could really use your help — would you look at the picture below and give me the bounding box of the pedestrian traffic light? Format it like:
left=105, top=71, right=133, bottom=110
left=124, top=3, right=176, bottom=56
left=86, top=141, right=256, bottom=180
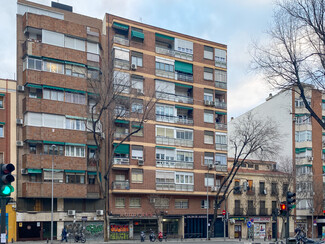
left=0, top=164, right=15, bottom=197
left=280, top=202, right=287, bottom=216
left=286, top=191, right=296, bottom=212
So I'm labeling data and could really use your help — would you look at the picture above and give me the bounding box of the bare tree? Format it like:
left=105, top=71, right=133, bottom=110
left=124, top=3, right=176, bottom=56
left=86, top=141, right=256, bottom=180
left=252, top=0, right=325, bottom=129
left=147, top=194, right=171, bottom=232
left=86, top=58, right=157, bottom=241
left=209, top=112, right=281, bottom=238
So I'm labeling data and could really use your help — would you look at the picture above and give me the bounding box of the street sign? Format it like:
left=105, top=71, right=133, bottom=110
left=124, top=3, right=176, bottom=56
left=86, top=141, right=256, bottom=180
left=222, top=210, right=226, bottom=215
left=247, top=221, right=252, bottom=228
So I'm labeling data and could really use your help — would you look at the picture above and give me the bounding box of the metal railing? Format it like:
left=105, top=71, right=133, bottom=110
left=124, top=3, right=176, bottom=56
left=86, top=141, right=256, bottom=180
left=259, top=208, right=268, bottom=216
left=114, top=59, right=129, bottom=70
left=247, top=208, right=256, bottom=216
left=155, top=69, right=175, bottom=79
left=156, top=136, right=193, bottom=147
left=215, top=165, right=227, bottom=172
left=176, top=72, right=193, bottom=83
left=156, top=183, right=194, bottom=191
left=156, top=159, right=194, bottom=169
left=246, top=187, right=255, bottom=195
left=114, top=131, right=129, bottom=139
left=112, top=180, right=130, bottom=190
left=214, top=101, right=227, bottom=109
left=156, top=114, right=194, bottom=125
left=234, top=208, right=243, bottom=216
left=156, top=91, right=193, bottom=104
left=174, top=50, right=193, bottom=61
left=215, top=123, right=227, bottom=130
left=113, top=158, right=129, bottom=165
left=215, top=81, right=227, bottom=89
left=155, top=46, right=175, bottom=57
left=233, top=189, right=242, bottom=195
left=113, top=36, right=129, bottom=46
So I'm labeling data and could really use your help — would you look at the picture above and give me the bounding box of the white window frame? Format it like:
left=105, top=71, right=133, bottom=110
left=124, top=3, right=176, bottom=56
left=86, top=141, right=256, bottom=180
left=175, top=172, right=194, bottom=185
left=204, top=110, right=214, bottom=123
left=65, top=145, right=85, bottom=158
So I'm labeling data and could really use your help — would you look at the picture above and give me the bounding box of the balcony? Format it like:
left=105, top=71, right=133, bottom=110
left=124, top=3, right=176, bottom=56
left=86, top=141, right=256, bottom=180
left=87, top=184, right=100, bottom=199
left=156, top=114, right=194, bottom=125
left=215, top=164, right=227, bottom=172
left=259, top=208, right=268, bottom=216
left=233, top=189, right=242, bottom=195
left=215, top=81, right=227, bottom=89
left=114, top=59, right=129, bottom=70
left=156, top=91, right=193, bottom=104
left=156, top=136, right=193, bottom=147
left=214, top=101, right=227, bottom=109
left=113, top=36, right=129, bottom=46
left=155, top=46, right=175, bottom=57
left=156, top=159, right=194, bottom=169
left=114, top=131, right=130, bottom=140
left=156, top=183, right=194, bottom=192
left=112, top=180, right=130, bottom=190
left=175, top=72, right=193, bottom=83
left=234, top=208, right=243, bottom=216
left=246, top=187, right=255, bottom=196
left=215, top=143, right=227, bottom=151
left=155, top=69, right=175, bottom=80
left=247, top=208, right=256, bottom=216
left=174, top=50, right=193, bottom=61
left=214, top=185, right=227, bottom=193
left=215, top=123, right=227, bottom=130
left=113, top=157, right=130, bottom=165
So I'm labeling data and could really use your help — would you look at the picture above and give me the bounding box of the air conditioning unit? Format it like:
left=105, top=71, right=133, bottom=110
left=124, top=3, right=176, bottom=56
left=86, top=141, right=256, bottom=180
left=208, top=164, right=214, bottom=169
left=16, top=141, right=24, bottom=147
left=17, top=85, right=24, bottom=92
left=138, top=160, right=144, bottom=166
left=68, top=210, right=76, bottom=216
left=204, top=100, right=210, bottom=106
left=307, top=156, right=313, bottom=162
left=131, top=63, right=137, bottom=70
left=96, top=210, right=104, bottom=216
left=229, top=219, right=235, bottom=224
left=21, top=169, right=28, bottom=175
left=16, top=118, right=23, bottom=125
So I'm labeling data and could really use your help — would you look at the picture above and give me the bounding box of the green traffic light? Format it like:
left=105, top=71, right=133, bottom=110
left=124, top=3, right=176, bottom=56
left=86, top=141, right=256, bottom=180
left=1, top=185, right=13, bottom=196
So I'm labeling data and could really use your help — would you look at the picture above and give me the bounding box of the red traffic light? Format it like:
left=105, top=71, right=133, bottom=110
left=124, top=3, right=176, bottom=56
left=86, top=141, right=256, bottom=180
left=222, top=210, right=226, bottom=215
left=323, top=210, right=325, bottom=215
left=280, top=203, right=286, bottom=211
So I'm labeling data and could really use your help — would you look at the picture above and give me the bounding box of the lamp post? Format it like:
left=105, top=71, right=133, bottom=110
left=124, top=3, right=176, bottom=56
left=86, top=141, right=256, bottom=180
left=51, top=145, right=57, bottom=244
left=206, top=166, right=209, bottom=241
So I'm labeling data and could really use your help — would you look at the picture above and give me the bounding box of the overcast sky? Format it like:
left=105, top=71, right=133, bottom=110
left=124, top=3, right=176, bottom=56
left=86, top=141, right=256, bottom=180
left=1, top=0, right=277, bottom=119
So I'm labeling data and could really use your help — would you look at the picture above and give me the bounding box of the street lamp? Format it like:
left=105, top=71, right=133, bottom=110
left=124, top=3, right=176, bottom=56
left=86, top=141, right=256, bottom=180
left=51, top=145, right=57, bottom=244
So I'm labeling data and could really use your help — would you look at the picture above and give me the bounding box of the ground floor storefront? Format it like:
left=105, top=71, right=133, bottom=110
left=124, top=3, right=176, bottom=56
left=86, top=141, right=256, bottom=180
left=184, top=215, right=226, bottom=238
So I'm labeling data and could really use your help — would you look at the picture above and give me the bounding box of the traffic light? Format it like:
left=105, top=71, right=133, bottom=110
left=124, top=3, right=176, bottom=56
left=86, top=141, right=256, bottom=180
left=280, top=202, right=287, bottom=216
left=286, top=191, right=296, bottom=212
left=0, top=164, right=15, bottom=197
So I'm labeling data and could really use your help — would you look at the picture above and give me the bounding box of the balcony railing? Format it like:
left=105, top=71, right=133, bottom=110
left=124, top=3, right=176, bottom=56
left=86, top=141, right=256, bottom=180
left=234, top=208, right=243, bottom=216
left=233, top=189, right=242, bottom=195
left=174, top=50, right=193, bottom=61
left=156, top=114, right=194, bottom=125
left=271, top=190, right=278, bottom=196
left=155, top=46, right=175, bottom=57
left=247, top=208, right=256, bottom=216
left=259, top=208, right=268, bottom=216
left=156, top=159, right=194, bottom=169
left=216, top=143, right=227, bottom=151
left=112, top=180, right=130, bottom=190
left=114, top=59, right=129, bottom=70
left=156, top=91, right=193, bottom=104
left=246, top=187, right=255, bottom=195
left=113, top=36, right=129, bottom=46
left=114, top=131, right=129, bottom=139
left=156, top=136, right=193, bottom=147
left=214, top=101, right=227, bottom=109
left=156, top=69, right=175, bottom=79
left=156, top=182, right=194, bottom=191
left=215, top=81, right=227, bottom=89
left=113, top=158, right=129, bottom=165
left=215, top=164, right=227, bottom=172
left=215, top=123, right=227, bottom=130
left=176, top=72, right=193, bottom=83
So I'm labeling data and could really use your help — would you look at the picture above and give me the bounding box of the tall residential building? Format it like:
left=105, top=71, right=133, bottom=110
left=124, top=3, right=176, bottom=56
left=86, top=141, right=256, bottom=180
left=16, top=0, right=228, bottom=241
left=229, top=87, right=324, bottom=238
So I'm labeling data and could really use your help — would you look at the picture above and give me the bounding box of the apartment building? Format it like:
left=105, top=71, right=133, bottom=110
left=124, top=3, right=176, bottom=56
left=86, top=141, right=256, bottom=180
left=16, top=0, right=228, bottom=241
left=229, top=87, right=325, bottom=238
left=0, top=78, right=17, bottom=241
left=227, top=159, right=292, bottom=240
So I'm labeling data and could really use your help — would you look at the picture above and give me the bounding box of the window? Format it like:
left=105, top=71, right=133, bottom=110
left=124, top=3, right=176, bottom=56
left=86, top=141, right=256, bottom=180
left=176, top=150, right=193, bottom=162
left=115, top=197, right=125, bottom=208
left=43, top=61, right=64, bottom=74
left=131, top=75, right=144, bottom=94
left=155, top=62, right=174, bottom=72
left=295, top=131, right=312, bottom=142
left=132, top=146, right=143, bottom=159
left=175, top=172, right=193, bottom=185
left=201, top=200, right=210, bottom=209
left=259, top=182, right=265, bottom=194
left=87, top=41, right=99, bottom=54
left=66, top=118, right=86, bottom=131
left=131, top=100, right=143, bottom=113
left=204, top=67, right=213, bottom=80
left=215, top=48, right=226, bottom=68
left=65, top=36, right=85, bottom=51
left=43, top=145, right=64, bottom=156
left=131, top=169, right=143, bottom=183
left=24, top=57, right=42, bottom=71
left=44, top=170, right=64, bottom=183
left=215, top=132, right=227, bottom=145
left=204, top=152, right=214, bottom=165
left=215, top=154, right=227, bottom=165
left=132, top=123, right=143, bottom=136
left=65, top=92, right=85, bottom=104
left=131, top=51, right=143, bottom=67
left=65, top=64, right=86, bottom=78
left=295, top=99, right=311, bottom=108
left=130, top=198, right=141, bottom=208
left=322, top=102, right=325, bottom=110
left=297, top=166, right=312, bottom=175
left=295, top=115, right=311, bottom=125
left=153, top=198, right=170, bottom=208
left=204, top=89, right=213, bottom=101
left=255, top=164, right=259, bottom=170
left=282, top=183, right=289, bottom=195
left=29, top=144, right=36, bottom=154
left=43, top=89, right=64, bottom=102
left=204, top=131, right=214, bottom=144
left=204, top=110, right=214, bottom=123
left=175, top=199, right=188, bottom=209
left=215, top=70, right=227, bottom=83
left=66, top=173, right=85, bottom=184
left=65, top=145, right=85, bottom=157
left=176, top=129, right=193, bottom=140
left=205, top=173, right=214, bottom=187
left=156, top=148, right=175, bottom=162
left=295, top=148, right=312, bottom=159
left=204, top=46, right=213, bottom=60
left=0, top=125, right=3, bottom=137
left=156, top=170, right=174, bottom=184
left=0, top=97, right=3, bottom=108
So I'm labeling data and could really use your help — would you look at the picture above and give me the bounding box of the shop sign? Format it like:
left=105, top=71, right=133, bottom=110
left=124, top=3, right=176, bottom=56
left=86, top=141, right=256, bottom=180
left=230, top=217, right=245, bottom=221
left=253, top=217, right=270, bottom=223
left=296, top=219, right=307, bottom=223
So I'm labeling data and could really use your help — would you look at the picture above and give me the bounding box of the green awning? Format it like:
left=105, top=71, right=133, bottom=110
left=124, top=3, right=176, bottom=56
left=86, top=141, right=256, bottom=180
left=155, top=33, right=174, bottom=41
left=295, top=147, right=312, bottom=153
left=64, top=170, right=85, bottom=173
left=323, top=166, right=325, bottom=172
left=175, top=61, right=193, bottom=74
left=175, top=105, right=193, bottom=110
left=43, top=85, right=64, bottom=91
left=88, top=171, right=97, bottom=175
left=295, top=114, right=309, bottom=117
left=87, top=145, right=98, bottom=149
left=42, top=57, right=65, bottom=64
left=215, top=111, right=227, bottom=115
left=87, top=92, right=98, bottom=96
left=87, top=66, right=101, bottom=71
left=26, top=84, right=42, bottom=89
left=115, top=119, right=129, bottom=124
left=132, top=124, right=143, bottom=128
left=64, top=88, right=86, bottom=94
left=25, top=140, right=43, bottom=144
left=323, top=133, right=325, bottom=136
left=0, top=122, right=5, bottom=125
left=323, top=149, right=325, bottom=153
left=175, top=83, right=193, bottom=89
left=64, top=61, right=86, bottom=67
left=26, top=55, right=42, bottom=59
left=65, top=143, right=86, bottom=147
left=322, top=100, right=325, bottom=103
left=296, top=164, right=312, bottom=167
left=43, top=141, right=65, bottom=145
left=66, top=115, right=86, bottom=120
left=44, top=169, right=64, bottom=172
left=156, top=146, right=176, bottom=149
left=0, top=94, right=4, bottom=97
left=27, top=168, right=42, bottom=174
left=112, top=22, right=129, bottom=31
left=131, top=30, right=144, bottom=40
left=113, top=143, right=129, bottom=154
